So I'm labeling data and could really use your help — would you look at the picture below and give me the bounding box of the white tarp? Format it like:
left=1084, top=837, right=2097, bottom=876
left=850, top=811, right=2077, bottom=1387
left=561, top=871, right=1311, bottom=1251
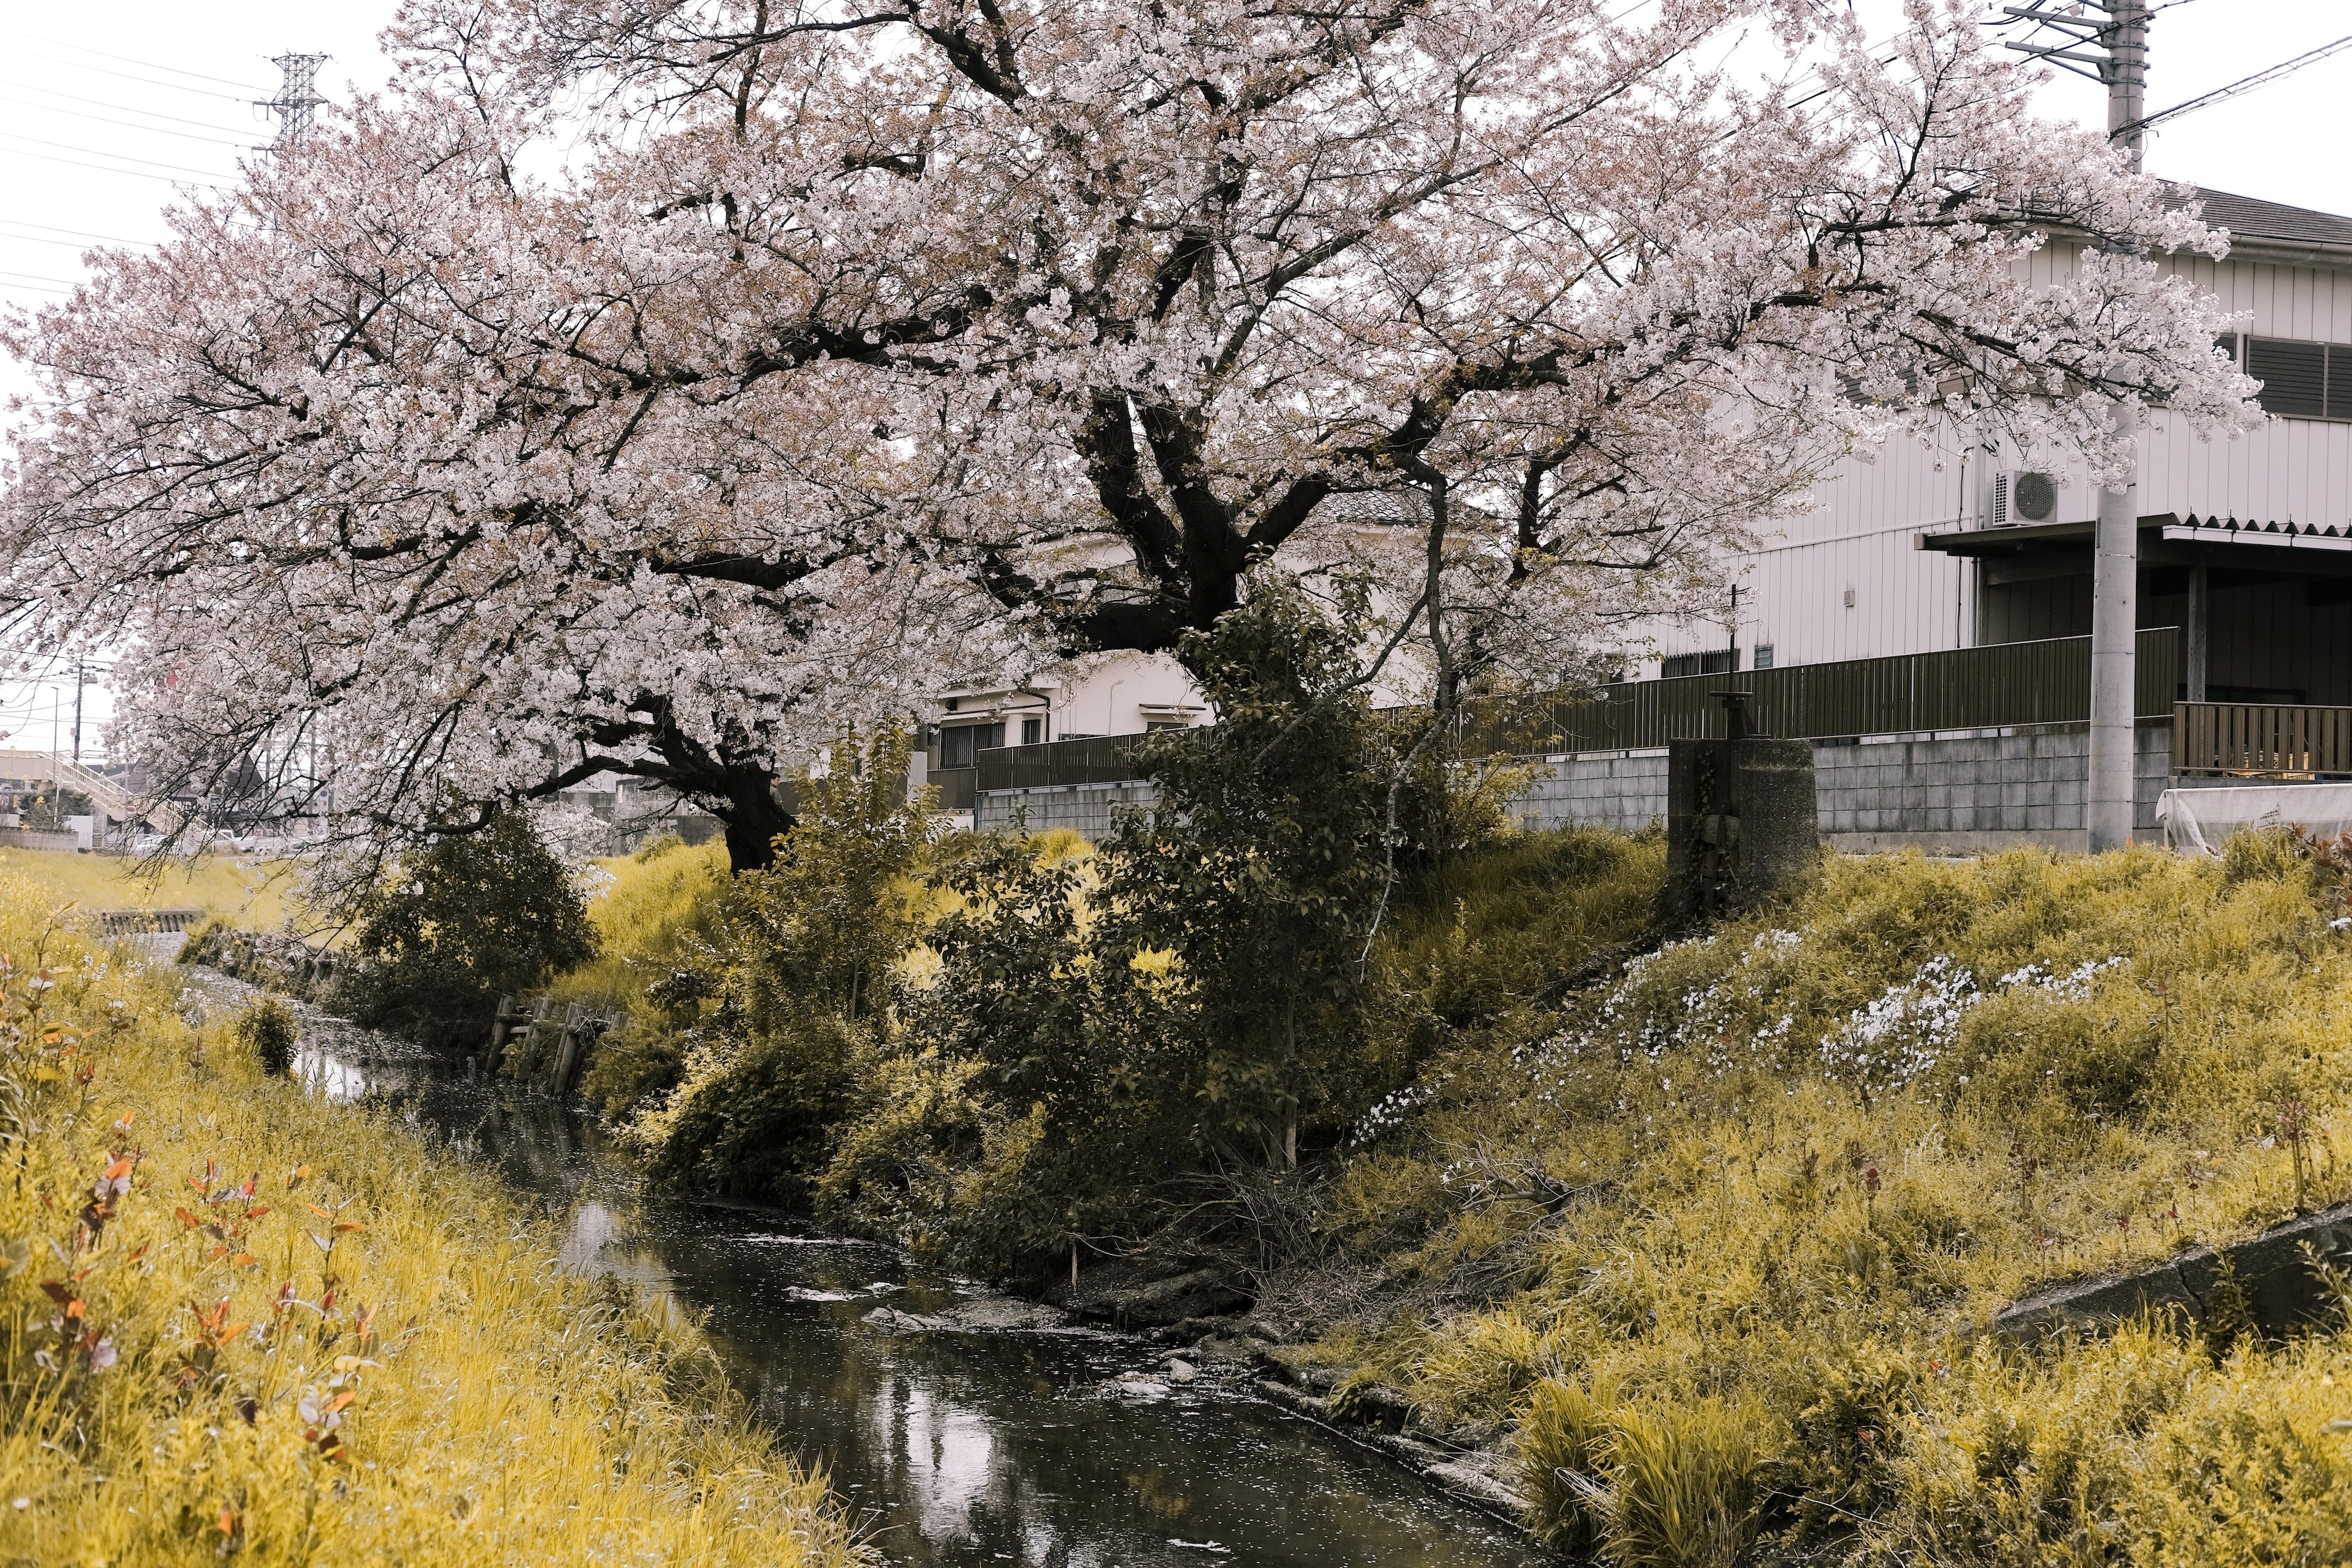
left=2157, top=783, right=2352, bottom=854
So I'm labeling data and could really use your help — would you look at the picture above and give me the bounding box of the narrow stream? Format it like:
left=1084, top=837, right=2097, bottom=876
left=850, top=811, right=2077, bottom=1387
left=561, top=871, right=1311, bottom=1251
left=178, top=965, right=1551, bottom=1568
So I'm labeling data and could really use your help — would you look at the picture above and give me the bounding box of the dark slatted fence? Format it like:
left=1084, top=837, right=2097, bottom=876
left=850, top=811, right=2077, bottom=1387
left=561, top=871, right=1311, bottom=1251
left=975, top=733, right=1153, bottom=793
left=1466, top=628, right=2181, bottom=754
left=2174, top=700, right=2352, bottom=778
left=952, top=629, right=2188, bottom=794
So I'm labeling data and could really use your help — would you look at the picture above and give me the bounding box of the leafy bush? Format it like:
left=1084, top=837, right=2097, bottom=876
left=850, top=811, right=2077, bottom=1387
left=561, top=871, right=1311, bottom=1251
left=625, top=725, right=929, bottom=1201
left=229, top=994, right=299, bottom=1076
left=335, top=810, right=595, bottom=1050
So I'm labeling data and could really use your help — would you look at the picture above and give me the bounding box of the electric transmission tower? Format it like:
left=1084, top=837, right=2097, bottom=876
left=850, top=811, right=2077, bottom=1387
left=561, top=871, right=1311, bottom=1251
left=1989, top=2, right=2149, bottom=853
left=258, top=52, right=329, bottom=149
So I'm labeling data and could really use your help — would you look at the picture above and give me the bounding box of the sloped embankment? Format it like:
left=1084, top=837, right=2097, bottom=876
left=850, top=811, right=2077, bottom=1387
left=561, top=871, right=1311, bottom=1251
left=1275, top=834, right=2352, bottom=1565
left=0, top=875, right=853, bottom=1567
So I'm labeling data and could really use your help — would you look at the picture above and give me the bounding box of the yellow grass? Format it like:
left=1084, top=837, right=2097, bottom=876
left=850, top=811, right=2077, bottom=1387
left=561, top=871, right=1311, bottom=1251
left=0, top=848, right=301, bottom=932
left=1309, top=836, right=2352, bottom=1562
left=0, top=876, right=852, bottom=1567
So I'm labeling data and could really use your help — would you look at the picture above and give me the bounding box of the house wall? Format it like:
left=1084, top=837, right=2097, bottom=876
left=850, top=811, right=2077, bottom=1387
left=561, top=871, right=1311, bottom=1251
left=934, top=652, right=1206, bottom=761
left=1642, top=240, right=2352, bottom=675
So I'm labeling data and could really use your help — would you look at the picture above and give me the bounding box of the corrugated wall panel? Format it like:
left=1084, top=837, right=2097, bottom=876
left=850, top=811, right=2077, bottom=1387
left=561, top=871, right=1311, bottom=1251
left=1631, top=247, right=2352, bottom=674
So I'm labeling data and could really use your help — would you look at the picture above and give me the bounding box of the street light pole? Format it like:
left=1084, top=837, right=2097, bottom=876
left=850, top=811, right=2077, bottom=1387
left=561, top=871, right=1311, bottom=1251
left=1995, top=0, right=2149, bottom=852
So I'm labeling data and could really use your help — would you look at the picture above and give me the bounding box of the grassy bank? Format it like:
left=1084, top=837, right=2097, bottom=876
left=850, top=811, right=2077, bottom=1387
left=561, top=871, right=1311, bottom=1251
left=538, top=770, right=2352, bottom=1562
left=0, top=874, right=852, bottom=1566
left=1276, top=834, right=2352, bottom=1563
left=0, top=847, right=300, bottom=932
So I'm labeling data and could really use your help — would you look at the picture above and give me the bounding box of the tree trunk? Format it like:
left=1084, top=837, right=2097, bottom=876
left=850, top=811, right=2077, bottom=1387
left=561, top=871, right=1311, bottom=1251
left=713, top=762, right=797, bottom=873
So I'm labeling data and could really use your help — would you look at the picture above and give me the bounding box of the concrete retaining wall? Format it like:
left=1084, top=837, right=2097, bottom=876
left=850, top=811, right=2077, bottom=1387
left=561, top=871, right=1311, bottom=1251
left=977, top=721, right=2221, bottom=853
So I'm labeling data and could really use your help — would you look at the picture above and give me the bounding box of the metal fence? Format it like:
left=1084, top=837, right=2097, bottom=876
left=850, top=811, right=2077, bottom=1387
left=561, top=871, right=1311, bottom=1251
left=2174, top=700, right=2352, bottom=778
left=951, top=629, right=2188, bottom=794
left=975, top=732, right=1153, bottom=792
left=1467, top=627, right=2182, bottom=755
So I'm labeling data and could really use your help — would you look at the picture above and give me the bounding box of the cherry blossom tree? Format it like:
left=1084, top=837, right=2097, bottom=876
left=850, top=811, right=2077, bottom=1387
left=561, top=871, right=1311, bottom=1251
left=0, top=0, right=2258, bottom=868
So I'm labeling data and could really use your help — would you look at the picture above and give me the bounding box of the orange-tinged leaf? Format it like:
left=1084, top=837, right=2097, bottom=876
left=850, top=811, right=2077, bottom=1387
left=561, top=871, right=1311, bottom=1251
left=286, top=1164, right=310, bottom=1190
left=245, top=1206, right=270, bottom=1220
left=327, top=1390, right=356, bottom=1413
left=332, top=1222, right=367, bottom=1235
left=224, top=1321, right=248, bottom=1338
left=65, top=1300, right=84, bottom=1319
left=70, top=1263, right=95, bottom=1282
left=128, top=1244, right=149, bottom=1262
left=175, top=1207, right=201, bottom=1229
left=102, top=1157, right=133, bottom=1181
left=305, top=1204, right=332, bottom=1219
left=216, top=1510, right=236, bottom=1535
left=229, top=1252, right=259, bottom=1268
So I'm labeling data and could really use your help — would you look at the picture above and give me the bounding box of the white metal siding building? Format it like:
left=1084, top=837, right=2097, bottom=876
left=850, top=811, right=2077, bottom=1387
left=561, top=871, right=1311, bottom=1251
left=1641, top=185, right=2352, bottom=702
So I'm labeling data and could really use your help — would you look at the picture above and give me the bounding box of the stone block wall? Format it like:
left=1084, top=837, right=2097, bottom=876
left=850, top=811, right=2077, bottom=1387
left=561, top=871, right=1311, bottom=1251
left=1810, top=721, right=2172, bottom=853
left=1507, top=751, right=1669, bottom=834
left=977, top=721, right=2188, bottom=853
left=974, top=779, right=1160, bottom=839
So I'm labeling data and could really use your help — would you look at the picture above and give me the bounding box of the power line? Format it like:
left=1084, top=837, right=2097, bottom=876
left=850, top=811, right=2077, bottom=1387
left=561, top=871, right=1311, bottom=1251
left=0, top=128, right=232, bottom=179
left=0, top=44, right=265, bottom=104
left=0, top=230, right=130, bottom=252
left=2126, top=33, right=2352, bottom=135
left=0, top=267, right=79, bottom=288
left=0, top=139, right=231, bottom=189
left=0, top=77, right=256, bottom=136
left=0, top=217, right=160, bottom=247
left=0, top=95, right=261, bottom=148
left=0, top=26, right=269, bottom=92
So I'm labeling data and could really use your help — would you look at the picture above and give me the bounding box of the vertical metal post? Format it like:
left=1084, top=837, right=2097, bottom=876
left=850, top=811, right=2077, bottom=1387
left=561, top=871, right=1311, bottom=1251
left=70, top=663, right=84, bottom=767
left=2086, top=0, right=2148, bottom=851
left=2184, top=564, right=2208, bottom=702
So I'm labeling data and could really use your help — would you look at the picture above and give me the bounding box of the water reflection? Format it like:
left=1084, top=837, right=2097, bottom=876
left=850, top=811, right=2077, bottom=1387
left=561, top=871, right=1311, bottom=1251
left=185, top=971, right=1551, bottom=1568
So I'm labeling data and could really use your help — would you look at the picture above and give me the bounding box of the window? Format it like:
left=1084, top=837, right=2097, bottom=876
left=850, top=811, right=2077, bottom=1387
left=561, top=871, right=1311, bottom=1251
left=1660, top=650, right=1737, bottom=679
left=937, top=721, right=1004, bottom=768
left=1020, top=716, right=1044, bottom=746
left=1753, top=645, right=1775, bottom=670
left=2240, top=335, right=2352, bottom=420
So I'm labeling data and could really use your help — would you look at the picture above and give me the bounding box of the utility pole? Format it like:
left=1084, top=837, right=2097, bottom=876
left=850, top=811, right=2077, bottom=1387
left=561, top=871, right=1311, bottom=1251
left=1994, top=1, right=2149, bottom=852
left=70, top=661, right=85, bottom=767
left=258, top=52, right=329, bottom=149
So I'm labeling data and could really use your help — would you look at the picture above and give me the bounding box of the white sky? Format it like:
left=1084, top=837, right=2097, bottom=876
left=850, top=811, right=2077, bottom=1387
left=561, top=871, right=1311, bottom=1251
left=0, top=0, right=2342, bottom=758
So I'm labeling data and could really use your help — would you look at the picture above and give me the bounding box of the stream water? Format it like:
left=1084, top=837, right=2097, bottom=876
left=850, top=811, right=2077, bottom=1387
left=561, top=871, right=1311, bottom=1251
left=177, top=964, right=1551, bottom=1568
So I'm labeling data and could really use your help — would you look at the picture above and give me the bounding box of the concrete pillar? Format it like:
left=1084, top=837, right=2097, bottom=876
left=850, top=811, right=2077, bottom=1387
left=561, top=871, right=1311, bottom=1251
left=1663, top=736, right=1817, bottom=925
left=2185, top=564, right=2209, bottom=704
left=2086, top=461, right=2138, bottom=852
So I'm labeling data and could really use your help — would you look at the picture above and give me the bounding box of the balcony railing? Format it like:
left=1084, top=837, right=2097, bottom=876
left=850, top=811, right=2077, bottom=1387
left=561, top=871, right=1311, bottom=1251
left=2174, top=701, right=2352, bottom=778
left=975, top=732, right=1155, bottom=792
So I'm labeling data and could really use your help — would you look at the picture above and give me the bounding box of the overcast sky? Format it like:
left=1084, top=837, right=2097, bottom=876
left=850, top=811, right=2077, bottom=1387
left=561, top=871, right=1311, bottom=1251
left=0, top=0, right=2342, bottom=757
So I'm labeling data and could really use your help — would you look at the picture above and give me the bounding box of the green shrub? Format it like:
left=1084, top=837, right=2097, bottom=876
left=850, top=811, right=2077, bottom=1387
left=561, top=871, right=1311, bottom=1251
left=624, top=725, right=930, bottom=1201
left=229, top=994, right=300, bottom=1076
left=335, top=810, right=595, bottom=1050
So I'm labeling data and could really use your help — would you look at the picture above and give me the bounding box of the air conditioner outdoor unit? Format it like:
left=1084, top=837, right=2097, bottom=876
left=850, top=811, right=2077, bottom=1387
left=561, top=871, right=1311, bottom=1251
left=1989, top=469, right=2059, bottom=527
